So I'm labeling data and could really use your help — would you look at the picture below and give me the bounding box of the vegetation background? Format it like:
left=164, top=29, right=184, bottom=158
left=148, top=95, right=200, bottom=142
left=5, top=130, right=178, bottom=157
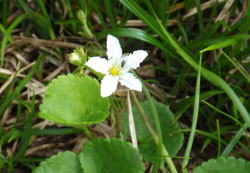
left=0, top=0, right=249, bottom=172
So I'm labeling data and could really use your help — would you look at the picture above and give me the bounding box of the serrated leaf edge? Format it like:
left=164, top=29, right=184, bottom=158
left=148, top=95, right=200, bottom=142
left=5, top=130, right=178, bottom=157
left=195, top=156, right=250, bottom=172
left=33, top=151, right=80, bottom=172
left=79, top=138, right=145, bottom=173
left=39, top=74, right=110, bottom=126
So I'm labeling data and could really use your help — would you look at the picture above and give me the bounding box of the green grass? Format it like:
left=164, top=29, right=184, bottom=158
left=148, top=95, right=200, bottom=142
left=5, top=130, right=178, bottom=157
left=0, top=0, right=250, bottom=172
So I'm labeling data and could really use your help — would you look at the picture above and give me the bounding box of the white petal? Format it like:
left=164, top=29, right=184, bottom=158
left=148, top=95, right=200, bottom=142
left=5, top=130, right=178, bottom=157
left=122, top=50, right=148, bottom=72
left=85, top=56, right=109, bottom=74
left=69, top=52, right=80, bottom=61
left=101, top=75, right=119, bottom=97
left=119, top=73, right=142, bottom=91
left=107, top=35, right=122, bottom=59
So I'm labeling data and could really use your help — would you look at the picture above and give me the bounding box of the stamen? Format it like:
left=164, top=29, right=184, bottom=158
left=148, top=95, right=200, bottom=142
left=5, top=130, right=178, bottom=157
left=109, top=66, right=120, bottom=76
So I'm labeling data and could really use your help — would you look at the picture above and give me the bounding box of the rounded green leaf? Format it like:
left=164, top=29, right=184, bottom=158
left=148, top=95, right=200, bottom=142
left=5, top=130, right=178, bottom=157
left=33, top=151, right=82, bottom=173
left=39, top=74, right=110, bottom=129
left=79, top=138, right=144, bottom=173
left=123, top=100, right=184, bottom=162
left=194, top=157, right=250, bottom=173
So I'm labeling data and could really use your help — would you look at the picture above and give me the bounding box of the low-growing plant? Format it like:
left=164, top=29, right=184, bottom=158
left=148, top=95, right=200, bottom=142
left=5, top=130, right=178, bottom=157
left=1, top=0, right=250, bottom=172
left=35, top=35, right=184, bottom=173
left=34, top=34, right=250, bottom=173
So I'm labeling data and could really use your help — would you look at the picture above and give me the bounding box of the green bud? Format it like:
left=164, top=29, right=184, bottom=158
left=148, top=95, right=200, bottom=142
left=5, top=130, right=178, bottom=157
left=68, top=47, right=87, bottom=67
left=77, top=10, right=93, bottom=39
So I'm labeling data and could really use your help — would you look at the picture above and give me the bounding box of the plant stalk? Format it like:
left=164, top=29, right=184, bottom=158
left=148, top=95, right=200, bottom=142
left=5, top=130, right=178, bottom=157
left=127, top=90, right=138, bottom=149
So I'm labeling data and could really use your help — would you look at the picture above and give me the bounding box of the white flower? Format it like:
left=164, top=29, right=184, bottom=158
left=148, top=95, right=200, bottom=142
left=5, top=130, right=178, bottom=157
left=85, top=35, right=148, bottom=97
left=69, top=52, right=80, bottom=61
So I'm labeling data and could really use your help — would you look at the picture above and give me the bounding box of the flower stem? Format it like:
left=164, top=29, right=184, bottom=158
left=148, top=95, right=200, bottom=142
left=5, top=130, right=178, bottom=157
left=127, top=90, right=138, bottom=149
left=82, top=125, right=93, bottom=139
left=109, top=97, right=121, bottom=137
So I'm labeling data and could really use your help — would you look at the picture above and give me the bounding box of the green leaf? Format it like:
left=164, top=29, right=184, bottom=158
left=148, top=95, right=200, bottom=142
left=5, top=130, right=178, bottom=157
left=188, top=34, right=250, bottom=49
left=200, top=39, right=236, bottom=53
left=33, top=151, right=82, bottom=173
left=79, top=138, right=144, bottom=173
left=39, top=74, right=110, bottom=129
left=194, top=157, right=250, bottom=173
left=123, top=100, right=184, bottom=162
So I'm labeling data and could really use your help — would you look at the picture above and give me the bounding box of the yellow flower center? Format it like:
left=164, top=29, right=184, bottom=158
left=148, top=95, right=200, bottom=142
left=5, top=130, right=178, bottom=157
left=109, top=66, right=121, bottom=76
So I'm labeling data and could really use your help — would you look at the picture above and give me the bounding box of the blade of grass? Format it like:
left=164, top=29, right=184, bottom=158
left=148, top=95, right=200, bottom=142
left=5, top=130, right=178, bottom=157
left=189, top=34, right=250, bottom=50
left=120, top=0, right=250, bottom=126
left=119, top=0, right=166, bottom=39
left=0, top=23, right=6, bottom=34
left=239, top=142, right=250, bottom=156
left=0, top=128, right=21, bottom=147
left=14, top=93, right=36, bottom=161
left=160, top=0, right=169, bottom=25
left=142, top=0, right=158, bottom=19
left=201, top=99, right=242, bottom=125
left=104, top=0, right=116, bottom=26
left=35, top=0, right=50, bottom=20
left=173, top=90, right=224, bottom=123
left=200, top=127, right=235, bottom=153
left=152, top=0, right=169, bottom=25
left=0, top=55, right=43, bottom=117
left=89, top=0, right=107, bottom=30
left=177, top=22, right=189, bottom=45
left=201, top=138, right=212, bottom=153
left=31, top=128, right=81, bottom=136
left=182, top=53, right=202, bottom=170
left=35, top=0, right=55, bottom=38
left=2, top=0, right=8, bottom=27
left=200, top=39, right=236, bottom=53
left=216, top=119, right=221, bottom=156
left=221, top=122, right=250, bottom=156
left=195, top=0, right=204, bottom=35
left=64, top=0, right=77, bottom=34
left=206, top=0, right=219, bottom=30
left=178, top=128, right=227, bottom=145
left=232, top=1, right=250, bottom=56
left=18, top=0, right=54, bottom=39
left=0, top=14, right=26, bottom=66
left=221, top=50, right=250, bottom=83
left=78, top=0, right=87, bottom=9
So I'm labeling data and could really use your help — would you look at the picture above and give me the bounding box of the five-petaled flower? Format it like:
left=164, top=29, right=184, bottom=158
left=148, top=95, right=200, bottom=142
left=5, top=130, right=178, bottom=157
left=85, top=35, right=148, bottom=97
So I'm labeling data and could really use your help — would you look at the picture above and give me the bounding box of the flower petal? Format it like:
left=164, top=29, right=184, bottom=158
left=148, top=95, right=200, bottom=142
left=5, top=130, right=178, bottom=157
left=85, top=56, right=109, bottom=74
left=101, top=75, right=119, bottom=97
left=119, top=73, right=142, bottom=91
left=107, top=35, right=122, bottom=59
left=68, top=52, right=80, bottom=61
left=122, top=50, right=148, bottom=72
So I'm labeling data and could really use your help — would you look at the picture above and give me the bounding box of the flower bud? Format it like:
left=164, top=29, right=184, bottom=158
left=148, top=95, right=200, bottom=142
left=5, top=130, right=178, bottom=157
left=68, top=47, right=87, bottom=66
left=77, top=10, right=93, bottom=39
